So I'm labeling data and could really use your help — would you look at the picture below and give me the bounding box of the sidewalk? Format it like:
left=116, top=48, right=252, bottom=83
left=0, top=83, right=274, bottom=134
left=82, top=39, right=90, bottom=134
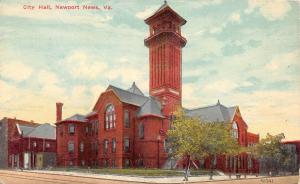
left=23, top=170, right=264, bottom=183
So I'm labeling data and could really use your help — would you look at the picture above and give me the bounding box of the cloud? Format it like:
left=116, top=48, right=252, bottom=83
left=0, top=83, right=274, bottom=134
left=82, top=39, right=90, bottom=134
left=229, top=12, right=241, bottom=23
left=203, top=79, right=238, bottom=93
left=135, top=6, right=157, bottom=20
left=179, top=0, right=223, bottom=9
left=246, top=0, right=291, bottom=21
left=265, top=49, right=299, bottom=71
left=37, top=70, right=59, bottom=85
left=0, top=61, right=33, bottom=82
left=105, top=66, right=148, bottom=92
left=63, top=51, right=108, bottom=80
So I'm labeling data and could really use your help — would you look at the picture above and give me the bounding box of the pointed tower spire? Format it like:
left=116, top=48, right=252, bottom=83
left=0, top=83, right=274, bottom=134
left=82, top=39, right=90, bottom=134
left=217, top=99, right=220, bottom=105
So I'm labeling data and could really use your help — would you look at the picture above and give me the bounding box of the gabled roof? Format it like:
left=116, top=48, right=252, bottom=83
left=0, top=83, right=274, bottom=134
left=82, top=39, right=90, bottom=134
left=106, top=85, right=149, bottom=107
left=17, top=124, right=35, bottom=135
left=137, top=97, right=164, bottom=118
left=144, top=1, right=186, bottom=25
left=185, top=101, right=237, bottom=123
left=17, top=123, right=56, bottom=140
left=62, top=114, right=87, bottom=122
left=25, top=123, right=56, bottom=140
left=127, top=82, right=144, bottom=96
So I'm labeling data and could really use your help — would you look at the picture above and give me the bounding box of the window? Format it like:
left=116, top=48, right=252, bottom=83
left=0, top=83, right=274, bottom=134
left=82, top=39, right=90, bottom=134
left=138, top=123, right=144, bottom=139
left=112, top=138, right=116, bottom=153
left=80, top=142, right=84, bottom=153
left=124, top=138, right=130, bottom=153
left=124, top=111, right=130, bottom=128
left=81, top=160, right=85, bottom=166
left=85, top=126, right=89, bottom=134
left=33, top=141, right=37, bottom=147
left=46, top=143, right=50, bottom=148
left=68, top=141, right=74, bottom=153
left=232, top=121, right=238, bottom=139
left=69, top=161, right=73, bottom=166
left=105, top=104, right=116, bottom=129
left=69, top=124, right=75, bottom=134
left=103, top=139, right=108, bottom=154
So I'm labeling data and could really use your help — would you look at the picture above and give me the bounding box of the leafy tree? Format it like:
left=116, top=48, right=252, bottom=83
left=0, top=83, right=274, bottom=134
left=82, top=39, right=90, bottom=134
left=167, top=109, right=207, bottom=181
left=252, top=133, right=285, bottom=175
left=167, top=108, right=241, bottom=180
left=202, top=122, right=242, bottom=179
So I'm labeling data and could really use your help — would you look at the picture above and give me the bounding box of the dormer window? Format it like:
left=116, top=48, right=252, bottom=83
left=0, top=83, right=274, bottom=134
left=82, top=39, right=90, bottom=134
left=232, top=121, right=239, bottom=139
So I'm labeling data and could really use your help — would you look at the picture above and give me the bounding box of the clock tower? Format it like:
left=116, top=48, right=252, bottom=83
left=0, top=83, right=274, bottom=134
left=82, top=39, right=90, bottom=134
left=144, top=1, right=187, bottom=115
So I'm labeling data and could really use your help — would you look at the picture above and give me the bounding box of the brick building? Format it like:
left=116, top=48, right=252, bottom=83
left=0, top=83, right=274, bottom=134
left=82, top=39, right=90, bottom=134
left=56, top=1, right=259, bottom=173
left=0, top=117, right=56, bottom=169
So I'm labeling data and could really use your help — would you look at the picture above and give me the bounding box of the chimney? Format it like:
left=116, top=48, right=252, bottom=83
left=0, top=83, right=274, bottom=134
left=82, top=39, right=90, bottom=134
left=56, top=102, right=63, bottom=122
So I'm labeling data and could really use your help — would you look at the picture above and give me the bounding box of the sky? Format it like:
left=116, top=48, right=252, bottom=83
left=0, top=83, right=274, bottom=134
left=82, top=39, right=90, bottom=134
left=0, top=0, right=299, bottom=141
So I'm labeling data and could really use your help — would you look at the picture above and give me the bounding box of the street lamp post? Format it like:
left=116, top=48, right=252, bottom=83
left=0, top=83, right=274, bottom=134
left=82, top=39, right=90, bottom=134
left=157, top=135, right=161, bottom=168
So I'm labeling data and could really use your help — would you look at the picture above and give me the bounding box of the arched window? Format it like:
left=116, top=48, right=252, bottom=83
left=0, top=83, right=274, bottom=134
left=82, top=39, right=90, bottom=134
left=105, top=104, right=116, bottom=129
left=232, top=121, right=239, bottom=139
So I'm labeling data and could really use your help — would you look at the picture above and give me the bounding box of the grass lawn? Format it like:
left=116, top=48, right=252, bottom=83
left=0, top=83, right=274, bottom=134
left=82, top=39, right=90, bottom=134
left=50, top=167, right=219, bottom=176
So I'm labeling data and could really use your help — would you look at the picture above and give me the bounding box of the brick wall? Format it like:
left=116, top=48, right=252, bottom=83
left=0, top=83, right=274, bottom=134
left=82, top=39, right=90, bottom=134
left=0, top=118, right=8, bottom=168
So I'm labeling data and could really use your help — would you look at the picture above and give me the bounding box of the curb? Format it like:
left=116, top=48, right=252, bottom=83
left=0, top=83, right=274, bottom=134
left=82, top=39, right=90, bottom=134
left=20, top=170, right=267, bottom=184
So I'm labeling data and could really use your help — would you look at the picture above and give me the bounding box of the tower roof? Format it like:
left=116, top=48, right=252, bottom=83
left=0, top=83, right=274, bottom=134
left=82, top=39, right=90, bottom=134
left=144, top=1, right=186, bottom=25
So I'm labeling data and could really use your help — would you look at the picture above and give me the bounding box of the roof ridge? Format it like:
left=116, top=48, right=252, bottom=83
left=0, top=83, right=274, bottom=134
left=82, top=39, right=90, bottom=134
left=109, top=84, right=147, bottom=98
left=187, top=104, right=220, bottom=111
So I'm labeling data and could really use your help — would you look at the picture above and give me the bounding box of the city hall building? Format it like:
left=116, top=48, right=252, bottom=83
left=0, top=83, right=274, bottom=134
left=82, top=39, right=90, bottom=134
left=56, top=2, right=259, bottom=173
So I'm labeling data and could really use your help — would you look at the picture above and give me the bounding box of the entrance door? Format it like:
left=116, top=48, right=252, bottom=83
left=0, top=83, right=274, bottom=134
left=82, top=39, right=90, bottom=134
left=24, top=152, right=30, bottom=169
left=36, top=153, right=43, bottom=169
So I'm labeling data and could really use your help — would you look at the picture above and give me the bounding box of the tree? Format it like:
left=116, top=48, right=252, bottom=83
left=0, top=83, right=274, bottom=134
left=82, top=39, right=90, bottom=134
left=167, top=108, right=241, bottom=180
left=167, top=109, right=207, bottom=181
left=252, top=133, right=285, bottom=175
left=201, top=122, right=242, bottom=179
